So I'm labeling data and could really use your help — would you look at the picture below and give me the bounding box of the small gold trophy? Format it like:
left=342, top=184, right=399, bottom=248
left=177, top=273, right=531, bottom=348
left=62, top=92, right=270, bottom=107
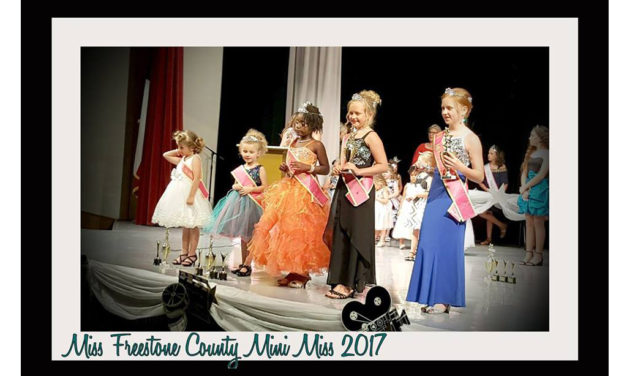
left=508, top=262, right=516, bottom=284
left=498, top=260, right=508, bottom=282
left=162, top=228, right=171, bottom=263
left=154, top=241, right=162, bottom=265
left=440, top=128, right=457, bottom=180
left=491, top=260, right=499, bottom=281
left=207, top=236, right=217, bottom=279
left=484, top=255, right=494, bottom=280
left=342, top=133, right=357, bottom=175
left=218, top=251, right=228, bottom=280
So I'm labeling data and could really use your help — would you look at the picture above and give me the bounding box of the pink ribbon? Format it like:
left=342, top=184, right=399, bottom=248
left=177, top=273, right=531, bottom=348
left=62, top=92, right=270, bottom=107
left=231, top=165, right=264, bottom=209
left=182, top=164, right=209, bottom=199
left=286, top=148, right=329, bottom=207
left=433, top=132, right=476, bottom=222
left=339, top=134, right=373, bottom=207
left=342, top=171, right=374, bottom=207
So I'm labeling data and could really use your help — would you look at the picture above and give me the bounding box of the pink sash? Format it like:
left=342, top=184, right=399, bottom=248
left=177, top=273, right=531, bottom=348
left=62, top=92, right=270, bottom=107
left=231, top=165, right=264, bottom=209
left=433, top=132, right=476, bottom=222
left=182, top=163, right=209, bottom=199
left=340, top=134, right=374, bottom=207
left=286, top=147, right=329, bottom=207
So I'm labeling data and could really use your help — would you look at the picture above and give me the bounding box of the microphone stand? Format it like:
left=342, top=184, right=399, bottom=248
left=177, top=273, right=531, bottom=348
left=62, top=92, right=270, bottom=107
left=204, top=146, right=224, bottom=207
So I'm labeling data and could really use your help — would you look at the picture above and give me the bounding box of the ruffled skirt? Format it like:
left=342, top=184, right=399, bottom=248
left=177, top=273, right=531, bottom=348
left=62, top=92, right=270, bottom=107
left=247, top=177, right=330, bottom=276
left=203, top=190, right=263, bottom=242
left=151, top=175, right=211, bottom=228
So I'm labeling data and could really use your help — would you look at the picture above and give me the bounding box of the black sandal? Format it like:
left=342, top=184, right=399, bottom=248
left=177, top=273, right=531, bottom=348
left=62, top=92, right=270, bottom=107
left=325, top=288, right=355, bottom=299
left=235, top=265, right=252, bottom=277
left=231, top=264, right=245, bottom=274
left=181, top=254, right=198, bottom=267
left=172, top=253, right=188, bottom=265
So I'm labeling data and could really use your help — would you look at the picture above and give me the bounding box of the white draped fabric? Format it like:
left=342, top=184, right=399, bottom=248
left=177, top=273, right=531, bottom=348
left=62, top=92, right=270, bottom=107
left=285, top=47, right=342, bottom=185
left=87, top=260, right=345, bottom=331
left=463, top=188, right=525, bottom=248
left=468, top=187, right=526, bottom=221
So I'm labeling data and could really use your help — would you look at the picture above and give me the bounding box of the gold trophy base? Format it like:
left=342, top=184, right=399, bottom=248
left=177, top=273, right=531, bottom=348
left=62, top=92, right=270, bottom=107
left=490, top=275, right=516, bottom=284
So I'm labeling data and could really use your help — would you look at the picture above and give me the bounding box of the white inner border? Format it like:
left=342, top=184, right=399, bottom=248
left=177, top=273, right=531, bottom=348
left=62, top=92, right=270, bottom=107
left=52, top=18, right=578, bottom=361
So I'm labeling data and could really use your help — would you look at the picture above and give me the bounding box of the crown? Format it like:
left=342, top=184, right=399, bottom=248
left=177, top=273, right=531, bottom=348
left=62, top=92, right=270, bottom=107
left=444, top=87, right=472, bottom=103
left=297, top=101, right=323, bottom=117
left=352, top=93, right=381, bottom=107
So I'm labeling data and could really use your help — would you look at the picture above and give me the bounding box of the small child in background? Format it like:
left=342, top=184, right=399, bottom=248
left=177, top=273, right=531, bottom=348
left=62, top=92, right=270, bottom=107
left=374, top=174, right=393, bottom=247
left=404, top=151, right=435, bottom=261
left=280, top=114, right=298, bottom=147
left=392, top=165, right=421, bottom=250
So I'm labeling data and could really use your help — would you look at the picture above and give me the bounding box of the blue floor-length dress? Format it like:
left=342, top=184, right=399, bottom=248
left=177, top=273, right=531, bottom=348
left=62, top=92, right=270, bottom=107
left=406, top=169, right=467, bottom=307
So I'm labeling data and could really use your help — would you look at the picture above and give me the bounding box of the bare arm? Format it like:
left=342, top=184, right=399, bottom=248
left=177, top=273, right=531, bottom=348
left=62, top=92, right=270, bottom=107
left=313, top=141, right=330, bottom=175
left=416, top=176, right=433, bottom=199
left=444, top=133, right=484, bottom=184
left=163, top=149, right=182, bottom=165
left=287, top=141, right=330, bottom=175
left=378, top=188, right=390, bottom=205
left=521, top=154, right=549, bottom=192
left=186, top=156, right=202, bottom=204
left=344, top=131, right=388, bottom=176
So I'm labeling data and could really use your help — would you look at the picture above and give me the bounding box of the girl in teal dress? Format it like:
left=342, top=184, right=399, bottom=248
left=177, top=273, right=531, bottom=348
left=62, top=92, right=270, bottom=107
left=518, top=125, right=549, bottom=266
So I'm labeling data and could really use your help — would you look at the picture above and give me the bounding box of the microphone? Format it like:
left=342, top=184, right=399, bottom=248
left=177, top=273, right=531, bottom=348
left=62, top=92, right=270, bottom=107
left=204, top=146, right=224, bottom=161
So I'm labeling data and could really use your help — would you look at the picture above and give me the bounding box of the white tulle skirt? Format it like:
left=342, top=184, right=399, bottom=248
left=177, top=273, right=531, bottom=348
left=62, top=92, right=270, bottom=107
left=152, top=169, right=211, bottom=228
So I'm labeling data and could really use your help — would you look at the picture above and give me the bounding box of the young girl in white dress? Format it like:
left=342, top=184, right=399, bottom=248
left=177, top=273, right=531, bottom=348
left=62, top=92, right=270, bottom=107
left=152, top=130, right=212, bottom=267
left=383, top=161, right=402, bottom=244
left=374, top=175, right=393, bottom=247
left=392, top=165, right=421, bottom=250
left=403, top=152, right=435, bottom=260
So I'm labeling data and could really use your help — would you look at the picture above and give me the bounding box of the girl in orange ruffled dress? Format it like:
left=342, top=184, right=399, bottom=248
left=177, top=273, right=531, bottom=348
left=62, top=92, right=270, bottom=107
left=245, top=101, right=331, bottom=288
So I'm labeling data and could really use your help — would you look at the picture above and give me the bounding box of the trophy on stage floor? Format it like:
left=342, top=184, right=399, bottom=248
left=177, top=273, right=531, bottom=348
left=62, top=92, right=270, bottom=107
left=441, top=128, right=458, bottom=180
left=485, top=244, right=497, bottom=281
left=154, top=240, right=162, bottom=266
left=163, top=228, right=171, bottom=264
left=218, top=251, right=228, bottom=281
left=498, top=259, right=508, bottom=282
left=507, top=262, right=516, bottom=284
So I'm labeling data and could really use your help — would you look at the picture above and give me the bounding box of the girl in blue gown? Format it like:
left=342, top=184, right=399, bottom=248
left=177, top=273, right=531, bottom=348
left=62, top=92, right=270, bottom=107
left=406, top=87, right=485, bottom=314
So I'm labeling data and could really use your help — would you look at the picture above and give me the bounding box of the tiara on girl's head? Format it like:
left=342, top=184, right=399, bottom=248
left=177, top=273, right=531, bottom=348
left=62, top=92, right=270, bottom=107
left=389, top=156, right=401, bottom=164
left=242, top=135, right=259, bottom=143
left=352, top=93, right=381, bottom=107
left=297, top=101, right=323, bottom=117
left=444, top=87, right=472, bottom=103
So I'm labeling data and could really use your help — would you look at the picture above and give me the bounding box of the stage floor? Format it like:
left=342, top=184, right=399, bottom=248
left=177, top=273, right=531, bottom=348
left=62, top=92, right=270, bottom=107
left=81, top=221, right=549, bottom=331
